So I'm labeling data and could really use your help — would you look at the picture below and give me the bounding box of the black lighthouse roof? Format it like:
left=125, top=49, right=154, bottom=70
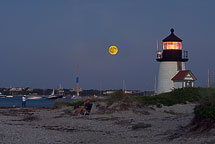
left=162, top=28, right=182, bottom=42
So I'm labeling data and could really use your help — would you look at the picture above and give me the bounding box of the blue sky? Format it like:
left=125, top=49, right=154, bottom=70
left=0, top=0, right=214, bottom=90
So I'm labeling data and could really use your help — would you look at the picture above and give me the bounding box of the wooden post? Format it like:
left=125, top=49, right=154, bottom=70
left=208, top=68, right=210, bottom=88
left=208, top=68, right=214, bottom=106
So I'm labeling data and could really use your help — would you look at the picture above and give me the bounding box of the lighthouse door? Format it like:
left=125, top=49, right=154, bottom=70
left=185, top=81, right=192, bottom=88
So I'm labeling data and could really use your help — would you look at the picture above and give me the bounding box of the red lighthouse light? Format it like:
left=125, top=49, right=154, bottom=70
left=163, top=42, right=182, bottom=50
left=156, top=28, right=188, bottom=62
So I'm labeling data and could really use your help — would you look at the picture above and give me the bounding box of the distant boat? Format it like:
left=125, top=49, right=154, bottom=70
left=7, top=87, right=13, bottom=98
left=28, top=96, right=42, bottom=100
left=93, top=94, right=98, bottom=98
left=57, top=84, right=64, bottom=98
left=71, top=95, right=76, bottom=99
left=47, top=89, right=58, bottom=99
left=47, top=88, right=65, bottom=99
left=6, top=95, right=13, bottom=98
left=47, top=96, right=58, bottom=99
left=0, top=92, right=6, bottom=98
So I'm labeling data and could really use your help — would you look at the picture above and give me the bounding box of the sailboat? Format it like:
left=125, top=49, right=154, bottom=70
left=57, top=84, right=64, bottom=98
left=47, top=89, right=58, bottom=99
left=6, top=86, right=13, bottom=98
left=0, top=92, right=6, bottom=98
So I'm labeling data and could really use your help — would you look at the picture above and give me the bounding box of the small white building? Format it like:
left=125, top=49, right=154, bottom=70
left=171, top=70, right=197, bottom=89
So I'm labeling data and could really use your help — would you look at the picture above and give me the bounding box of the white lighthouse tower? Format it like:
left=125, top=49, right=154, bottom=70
left=157, top=28, right=192, bottom=94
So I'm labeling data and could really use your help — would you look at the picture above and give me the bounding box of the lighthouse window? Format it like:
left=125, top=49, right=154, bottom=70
left=177, top=62, right=182, bottom=71
left=163, top=42, right=182, bottom=50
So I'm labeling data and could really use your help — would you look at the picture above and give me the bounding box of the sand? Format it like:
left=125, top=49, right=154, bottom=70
left=0, top=103, right=214, bottom=144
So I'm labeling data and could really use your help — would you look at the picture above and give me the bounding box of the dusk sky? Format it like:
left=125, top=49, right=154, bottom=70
left=0, top=0, right=215, bottom=90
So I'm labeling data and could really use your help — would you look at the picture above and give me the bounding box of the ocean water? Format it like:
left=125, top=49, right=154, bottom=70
left=0, top=96, right=72, bottom=107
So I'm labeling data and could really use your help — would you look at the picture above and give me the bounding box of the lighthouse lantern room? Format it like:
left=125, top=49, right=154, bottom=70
left=156, top=28, right=196, bottom=94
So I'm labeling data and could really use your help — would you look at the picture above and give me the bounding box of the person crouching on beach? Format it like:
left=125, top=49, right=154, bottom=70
left=22, top=95, right=26, bottom=107
left=74, top=98, right=92, bottom=116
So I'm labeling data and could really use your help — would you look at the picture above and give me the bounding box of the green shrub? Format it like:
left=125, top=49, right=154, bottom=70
left=134, top=88, right=215, bottom=106
left=53, top=101, right=71, bottom=109
left=106, top=90, right=134, bottom=106
left=53, top=100, right=85, bottom=109
left=194, top=104, right=215, bottom=119
left=103, top=88, right=215, bottom=107
left=70, top=100, right=84, bottom=107
left=191, top=88, right=215, bottom=120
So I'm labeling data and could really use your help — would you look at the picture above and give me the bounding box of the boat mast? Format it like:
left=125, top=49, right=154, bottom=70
left=99, top=81, right=102, bottom=96
left=122, top=80, right=126, bottom=92
left=76, top=56, right=80, bottom=96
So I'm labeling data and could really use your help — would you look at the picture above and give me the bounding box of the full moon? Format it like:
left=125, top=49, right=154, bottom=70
left=109, top=46, right=118, bottom=55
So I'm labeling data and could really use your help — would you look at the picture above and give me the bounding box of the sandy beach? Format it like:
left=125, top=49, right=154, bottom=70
left=0, top=103, right=214, bottom=144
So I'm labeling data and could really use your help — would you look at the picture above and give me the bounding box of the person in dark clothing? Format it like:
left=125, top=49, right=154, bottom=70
left=84, top=102, right=93, bottom=112
left=74, top=98, right=92, bottom=116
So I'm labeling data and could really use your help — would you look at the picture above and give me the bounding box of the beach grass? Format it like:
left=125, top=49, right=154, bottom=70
left=53, top=100, right=85, bottom=109
left=134, top=88, right=215, bottom=106
left=106, top=90, right=135, bottom=106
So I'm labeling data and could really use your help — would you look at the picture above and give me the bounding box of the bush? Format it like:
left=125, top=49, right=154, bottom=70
left=194, top=105, right=215, bottom=119
left=106, top=90, right=134, bottom=106
left=53, top=100, right=85, bottom=109
left=53, top=101, right=71, bottom=109
left=104, top=88, right=215, bottom=107
left=134, top=88, right=214, bottom=106
left=192, top=88, right=215, bottom=120
left=70, top=100, right=84, bottom=107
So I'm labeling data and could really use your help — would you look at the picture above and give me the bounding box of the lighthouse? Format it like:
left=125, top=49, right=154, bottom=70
left=156, top=28, right=196, bottom=94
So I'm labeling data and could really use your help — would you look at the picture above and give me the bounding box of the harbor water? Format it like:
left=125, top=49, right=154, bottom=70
left=0, top=96, right=72, bottom=107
